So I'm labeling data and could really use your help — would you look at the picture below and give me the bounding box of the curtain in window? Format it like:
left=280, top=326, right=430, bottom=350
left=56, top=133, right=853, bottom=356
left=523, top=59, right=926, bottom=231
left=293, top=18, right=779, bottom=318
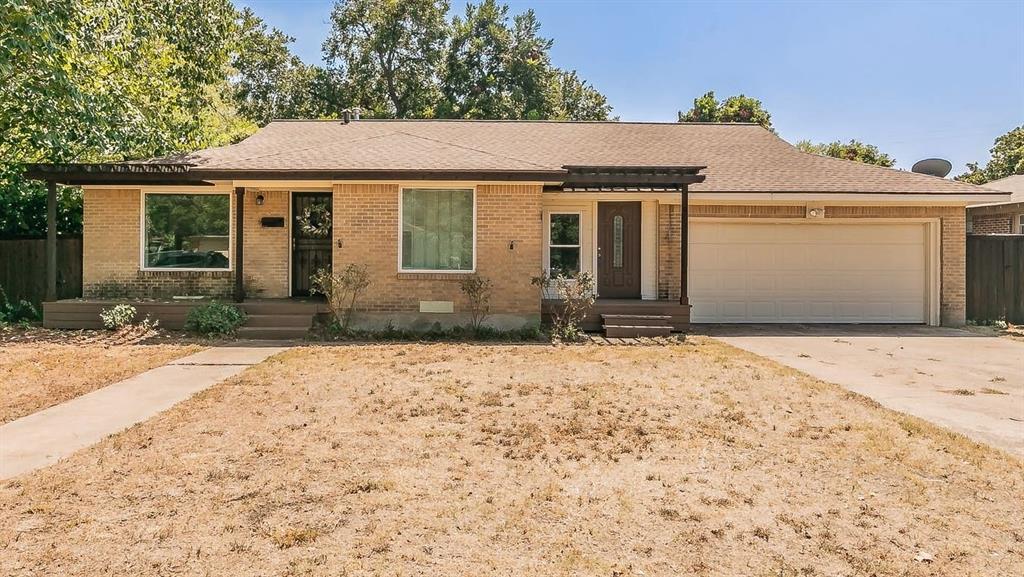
left=402, top=189, right=474, bottom=270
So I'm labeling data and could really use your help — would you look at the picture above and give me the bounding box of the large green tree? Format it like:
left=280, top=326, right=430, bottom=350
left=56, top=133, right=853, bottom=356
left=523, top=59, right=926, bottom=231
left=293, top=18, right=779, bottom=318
left=1, top=0, right=243, bottom=236
left=323, top=0, right=612, bottom=121
left=678, top=91, right=773, bottom=131
left=322, top=0, right=449, bottom=118
left=231, top=7, right=348, bottom=124
left=795, top=139, right=896, bottom=167
left=438, top=1, right=610, bottom=120
left=955, top=126, right=1024, bottom=185
left=1, top=0, right=612, bottom=236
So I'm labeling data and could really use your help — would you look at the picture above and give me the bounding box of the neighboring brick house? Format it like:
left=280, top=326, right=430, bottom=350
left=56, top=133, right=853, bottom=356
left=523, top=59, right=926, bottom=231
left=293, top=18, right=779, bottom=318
left=967, top=174, right=1024, bottom=235
left=28, top=120, right=1009, bottom=333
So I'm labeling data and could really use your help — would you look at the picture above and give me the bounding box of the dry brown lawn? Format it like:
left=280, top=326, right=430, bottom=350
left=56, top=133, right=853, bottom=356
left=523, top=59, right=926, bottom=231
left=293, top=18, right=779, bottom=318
left=1, top=338, right=1022, bottom=576
left=0, top=328, right=202, bottom=423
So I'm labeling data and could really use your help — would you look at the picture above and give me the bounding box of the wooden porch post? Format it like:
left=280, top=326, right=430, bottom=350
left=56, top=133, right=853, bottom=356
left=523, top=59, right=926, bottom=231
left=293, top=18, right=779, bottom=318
left=45, top=180, right=58, bottom=302
left=679, top=185, right=688, bottom=306
left=234, top=186, right=245, bottom=302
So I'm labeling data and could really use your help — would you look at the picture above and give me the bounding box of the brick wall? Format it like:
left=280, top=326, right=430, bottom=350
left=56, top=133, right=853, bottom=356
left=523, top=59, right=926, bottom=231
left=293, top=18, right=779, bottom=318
left=242, top=189, right=289, bottom=297
left=81, top=188, right=289, bottom=299
left=332, top=183, right=542, bottom=328
left=969, top=213, right=1013, bottom=235
left=657, top=204, right=682, bottom=301
left=657, top=203, right=967, bottom=326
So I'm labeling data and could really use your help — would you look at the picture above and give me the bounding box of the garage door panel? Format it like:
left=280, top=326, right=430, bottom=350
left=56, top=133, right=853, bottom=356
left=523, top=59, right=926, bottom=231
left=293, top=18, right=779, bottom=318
left=690, top=222, right=928, bottom=324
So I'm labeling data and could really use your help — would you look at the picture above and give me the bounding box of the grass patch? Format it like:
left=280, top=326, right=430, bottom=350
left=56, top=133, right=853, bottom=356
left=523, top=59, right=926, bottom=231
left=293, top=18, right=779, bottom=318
left=1, top=338, right=1020, bottom=576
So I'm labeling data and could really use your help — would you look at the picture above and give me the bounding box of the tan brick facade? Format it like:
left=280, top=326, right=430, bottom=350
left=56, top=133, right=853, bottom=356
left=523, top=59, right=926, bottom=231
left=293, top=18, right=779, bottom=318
left=242, top=189, right=290, bottom=297
left=657, top=203, right=967, bottom=326
left=81, top=186, right=968, bottom=328
left=332, top=183, right=543, bottom=328
left=969, top=213, right=1014, bottom=235
left=82, top=188, right=290, bottom=299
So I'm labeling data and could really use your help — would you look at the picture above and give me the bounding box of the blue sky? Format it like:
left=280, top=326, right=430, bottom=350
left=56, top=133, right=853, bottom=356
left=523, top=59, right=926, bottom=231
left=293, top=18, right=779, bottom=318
left=236, top=0, right=1024, bottom=175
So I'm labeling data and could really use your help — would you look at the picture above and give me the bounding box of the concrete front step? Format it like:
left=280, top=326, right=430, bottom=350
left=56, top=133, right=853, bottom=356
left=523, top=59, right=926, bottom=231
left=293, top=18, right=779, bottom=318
left=236, top=326, right=310, bottom=340
left=603, top=324, right=674, bottom=338
left=601, top=314, right=672, bottom=326
left=243, top=314, right=314, bottom=328
left=236, top=301, right=324, bottom=316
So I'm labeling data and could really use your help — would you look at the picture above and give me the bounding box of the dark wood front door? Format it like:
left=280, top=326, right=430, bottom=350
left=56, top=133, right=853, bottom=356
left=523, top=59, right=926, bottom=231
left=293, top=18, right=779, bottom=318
left=597, top=202, right=642, bottom=299
left=292, top=192, right=333, bottom=297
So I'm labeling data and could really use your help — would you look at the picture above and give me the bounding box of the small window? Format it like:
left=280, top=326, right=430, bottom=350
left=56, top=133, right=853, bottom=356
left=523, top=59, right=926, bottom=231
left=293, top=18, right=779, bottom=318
left=401, top=188, right=475, bottom=271
left=1018, top=214, right=1024, bottom=234
left=143, top=193, right=230, bottom=269
left=549, top=213, right=581, bottom=276
left=612, top=215, right=624, bottom=268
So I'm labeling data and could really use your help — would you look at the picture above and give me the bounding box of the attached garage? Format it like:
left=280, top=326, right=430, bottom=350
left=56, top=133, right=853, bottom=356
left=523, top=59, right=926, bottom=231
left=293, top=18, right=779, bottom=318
left=688, top=220, right=937, bottom=324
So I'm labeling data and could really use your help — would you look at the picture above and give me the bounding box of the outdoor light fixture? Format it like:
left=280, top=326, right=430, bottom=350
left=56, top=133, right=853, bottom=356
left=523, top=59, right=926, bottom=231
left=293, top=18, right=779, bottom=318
left=255, top=194, right=265, bottom=206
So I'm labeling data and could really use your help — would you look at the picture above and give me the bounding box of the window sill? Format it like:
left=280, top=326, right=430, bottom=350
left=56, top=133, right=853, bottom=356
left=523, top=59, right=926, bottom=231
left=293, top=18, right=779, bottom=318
left=396, top=271, right=474, bottom=281
left=138, top=269, right=233, bottom=277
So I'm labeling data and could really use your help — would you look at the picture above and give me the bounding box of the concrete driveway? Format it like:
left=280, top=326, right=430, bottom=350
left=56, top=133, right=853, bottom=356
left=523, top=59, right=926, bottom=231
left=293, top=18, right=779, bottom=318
left=704, top=325, right=1024, bottom=456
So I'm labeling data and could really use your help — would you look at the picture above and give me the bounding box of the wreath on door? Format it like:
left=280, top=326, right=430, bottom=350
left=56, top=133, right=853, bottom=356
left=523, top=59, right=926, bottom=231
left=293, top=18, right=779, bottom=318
left=296, top=203, right=332, bottom=237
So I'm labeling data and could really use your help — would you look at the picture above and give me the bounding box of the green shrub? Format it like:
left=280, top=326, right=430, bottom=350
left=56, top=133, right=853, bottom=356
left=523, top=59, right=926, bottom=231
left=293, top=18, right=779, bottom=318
left=0, top=286, right=40, bottom=326
left=99, top=303, right=137, bottom=330
left=184, top=301, right=246, bottom=336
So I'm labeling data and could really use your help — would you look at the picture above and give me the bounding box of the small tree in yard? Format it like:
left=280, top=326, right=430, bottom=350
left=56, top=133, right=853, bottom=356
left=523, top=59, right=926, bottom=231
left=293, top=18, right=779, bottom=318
left=459, top=274, right=492, bottom=333
left=311, top=264, right=371, bottom=332
left=532, top=270, right=596, bottom=342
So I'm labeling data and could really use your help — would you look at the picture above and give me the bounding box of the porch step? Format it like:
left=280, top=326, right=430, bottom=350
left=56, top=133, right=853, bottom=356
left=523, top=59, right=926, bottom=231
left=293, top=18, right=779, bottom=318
left=243, top=314, right=314, bottom=328
left=602, top=324, right=674, bottom=338
left=236, top=300, right=325, bottom=315
left=601, top=314, right=672, bottom=325
left=236, top=326, right=310, bottom=340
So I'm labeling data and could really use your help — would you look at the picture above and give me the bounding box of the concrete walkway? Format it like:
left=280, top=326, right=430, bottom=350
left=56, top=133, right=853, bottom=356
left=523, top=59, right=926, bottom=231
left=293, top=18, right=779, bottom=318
left=0, top=346, right=285, bottom=480
left=706, top=325, right=1024, bottom=456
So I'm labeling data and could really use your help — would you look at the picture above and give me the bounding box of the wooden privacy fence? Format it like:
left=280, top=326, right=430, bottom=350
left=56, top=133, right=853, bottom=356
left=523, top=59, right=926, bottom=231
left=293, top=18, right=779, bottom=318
left=967, top=235, right=1024, bottom=324
left=0, top=237, right=83, bottom=306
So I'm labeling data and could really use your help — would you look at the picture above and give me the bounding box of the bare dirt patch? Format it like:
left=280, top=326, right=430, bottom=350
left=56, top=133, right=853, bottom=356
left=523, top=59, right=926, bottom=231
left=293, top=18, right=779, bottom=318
left=0, top=328, right=202, bottom=423
left=965, top=322, right=1024, bottom=342
left=1, top=338, right=1021, bottom=576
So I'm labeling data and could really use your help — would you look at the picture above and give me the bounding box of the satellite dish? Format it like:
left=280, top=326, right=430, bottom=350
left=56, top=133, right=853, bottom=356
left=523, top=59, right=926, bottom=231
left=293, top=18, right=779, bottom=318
left=911, top=158, right=952, bottom=178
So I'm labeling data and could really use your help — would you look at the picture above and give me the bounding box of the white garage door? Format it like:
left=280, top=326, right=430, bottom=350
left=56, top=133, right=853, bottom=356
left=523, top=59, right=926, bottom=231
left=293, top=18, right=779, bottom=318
left=689, top=222, right=929, bottom=323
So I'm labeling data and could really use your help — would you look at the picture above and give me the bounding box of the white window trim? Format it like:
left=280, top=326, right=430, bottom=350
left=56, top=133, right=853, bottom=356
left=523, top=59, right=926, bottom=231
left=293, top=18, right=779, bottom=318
left=1017, top=214, right=1024, bottom=234
left=545, top=211, right=583, bottom=276
left=397, top=186, right=477, bottom=274
left=139, top=190, right=234, bottom=272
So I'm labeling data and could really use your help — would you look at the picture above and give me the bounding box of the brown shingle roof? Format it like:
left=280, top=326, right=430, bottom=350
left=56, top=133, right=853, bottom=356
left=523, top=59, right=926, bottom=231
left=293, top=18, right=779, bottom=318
left=149, top=120, right=990, bottom=194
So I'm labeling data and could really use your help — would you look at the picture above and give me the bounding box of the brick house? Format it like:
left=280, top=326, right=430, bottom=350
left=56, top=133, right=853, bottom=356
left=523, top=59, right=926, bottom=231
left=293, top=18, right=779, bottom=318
left=967, top=174, right=1024, bottom=235
left=28, top=120, right=1008, bottom=335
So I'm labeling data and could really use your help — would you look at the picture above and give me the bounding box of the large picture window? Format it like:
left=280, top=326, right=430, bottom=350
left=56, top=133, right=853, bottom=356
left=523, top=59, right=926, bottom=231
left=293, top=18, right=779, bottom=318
left=548, top=213, right=581, bottom=276
left=143, top=193, right=230, bottom=269
left=401, top=188, right=475, bottom=271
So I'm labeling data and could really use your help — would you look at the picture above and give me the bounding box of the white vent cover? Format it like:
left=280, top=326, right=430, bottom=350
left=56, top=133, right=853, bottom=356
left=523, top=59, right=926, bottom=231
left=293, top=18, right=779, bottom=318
left=419, top=301, right=454, bottom=313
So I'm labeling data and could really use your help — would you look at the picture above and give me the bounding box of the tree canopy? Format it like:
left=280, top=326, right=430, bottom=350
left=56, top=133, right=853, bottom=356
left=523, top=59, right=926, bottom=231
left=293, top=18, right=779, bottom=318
left=1, top=0, right=613, bottom=237
left=955, top=126, right=1024, bottom=185
left=1, top=0, right=244, bottom=236
left=325, top=0, right=612, bottom=121
left=795, top=140, right=896, bottom=168
left=678, top=91, right=773, bottom=131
